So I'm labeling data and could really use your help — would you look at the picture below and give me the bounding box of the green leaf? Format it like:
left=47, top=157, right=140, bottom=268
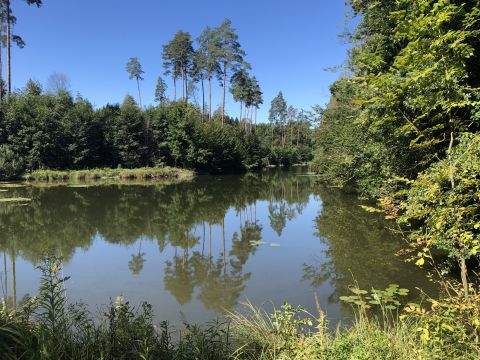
left=350, top=288, right=368, bottom=295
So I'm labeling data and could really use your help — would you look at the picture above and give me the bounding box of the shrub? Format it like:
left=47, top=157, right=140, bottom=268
left=0, top=145, right=25, bottom=180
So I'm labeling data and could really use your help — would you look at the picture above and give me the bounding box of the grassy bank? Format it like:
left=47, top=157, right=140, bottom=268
left=23, top=167, right=195, bottom=182
left=2, top=258, right=478, bottom=359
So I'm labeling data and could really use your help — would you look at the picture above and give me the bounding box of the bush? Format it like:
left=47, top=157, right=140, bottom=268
left=392, top=133, right=480, bottom=294
left=0, top=145, right=25, bottom=180
left=404, top=291, right=480, bottom=358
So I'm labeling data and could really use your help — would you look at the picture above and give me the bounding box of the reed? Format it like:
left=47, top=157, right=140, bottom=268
left=23, top=167, right=195, bottom=182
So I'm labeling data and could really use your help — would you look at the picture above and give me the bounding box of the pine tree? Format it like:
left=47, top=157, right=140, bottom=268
left=213, top=19, right=247, bottom=126
left=154, top=76, right=168, bottom=104
left=112, top=95, right=146, bottom=168
left=197, top=27, right=222, bottom=122
left=126, top=57, right=144, bottom=108
left=4, top=0, right=42, bottom=97
left=269, top=92, right=287, bottom=145
left=163, top=31, right=194, bottom=102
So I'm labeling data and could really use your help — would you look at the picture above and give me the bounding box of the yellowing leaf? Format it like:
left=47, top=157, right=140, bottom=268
left=416, top=257, right=425, bottom=266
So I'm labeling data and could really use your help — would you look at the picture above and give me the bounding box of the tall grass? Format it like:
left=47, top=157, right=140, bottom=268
left=228, top=301, right=475, bottom=360
left=23, top=167, right=195, bottom=182
left=1, top=257, right=231, bottom=359
left=1, top=258, right=478, bottom=359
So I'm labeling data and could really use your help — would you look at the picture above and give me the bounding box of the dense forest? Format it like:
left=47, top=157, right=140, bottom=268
left=0, top=87, right=312, bottom=179
left=0, top=15, right=313, bottom=180
left=312, top=0, right=480, bottom=353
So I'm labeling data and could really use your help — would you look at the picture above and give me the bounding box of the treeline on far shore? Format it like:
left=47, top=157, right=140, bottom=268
left=0, top=81, right=313, bottom=181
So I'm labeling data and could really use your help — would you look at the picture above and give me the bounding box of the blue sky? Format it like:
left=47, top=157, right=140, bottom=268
left=10, top=0, right=350, bottom=122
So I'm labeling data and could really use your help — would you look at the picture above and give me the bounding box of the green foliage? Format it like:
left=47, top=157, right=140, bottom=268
left=311, top=79, right=394, bottom=196
left=213, top=18, right=247, bottom=76
left=311, top=0, right=480, bottom=310
left=196, top=26, right=222, bottom=84
left=126, top=57, right=144, bottom=82
left=162, top=30, right=195, bottom=101
left=229, top=301, right=465, bottom=360
left=340, top=284, right=409, bottom=312
left=154, top=76, right=168, bottom=104
left=64, top=95, right=102, bottom=168
left=112, top=96, right=147, bottom=168
left=0, top=145, right=25, bottom=180
left=313, top=0, right=480, bottom=198
left=310, top=5, right=480, bottom=353
left=0, top=83, right=313, bottom=179
left=269, top=91, right=287, bottom=128
left=126, top=57, right=144, bottom=107
left=398, top=133, right=480, bottom=273
left=403, top=291, right=480, bottom=358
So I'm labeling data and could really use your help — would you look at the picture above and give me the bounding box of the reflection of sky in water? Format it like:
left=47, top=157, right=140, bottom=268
left=14, top=194, right=337, bottom=326
left=5, top=170, right=435, bottom=326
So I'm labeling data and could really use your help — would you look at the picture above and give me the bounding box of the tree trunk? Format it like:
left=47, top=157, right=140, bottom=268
left=447, top=124, right=469, bottom=301
left=460, top=257, right=469, bottom=300
left=250, top=106, right=253, bottom=134
left=0, top=12, right=3, bottom=101
left=254, top=108, right=257, bottom=132
left=208, top=76, right=212, bottom=122
left=185, top=67, right=188, bottom=104
left=143, top=91, right=149, bottom=148
left=201, top=78, right=205, bottom=120
left=136, top=78, right=142, bottom=108
left=244, top=106, right=247, bottom=132
left=221, top=62, right=227, bottom=126
left=173, top=76, right=177, bottom=101
left=7, top=0, right=11, bottom=96
left=281, top=124, right=284, bottom=147
left=240, top=101, right=243, bottom=125
left=448, top=126, right=455, bottom=189
left=447, top=121, right=469, bottom=300
left=181, top=68, right=185, bottom=100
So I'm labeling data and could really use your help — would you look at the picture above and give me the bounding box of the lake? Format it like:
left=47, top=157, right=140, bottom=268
left=0, top=168, right=435, bottom=326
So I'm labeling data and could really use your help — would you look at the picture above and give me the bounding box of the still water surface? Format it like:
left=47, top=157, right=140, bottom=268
left=0, top=168, right=435, bottom=325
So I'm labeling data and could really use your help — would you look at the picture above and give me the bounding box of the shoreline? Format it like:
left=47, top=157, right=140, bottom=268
left=21, top=167, right=195, bottom=183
